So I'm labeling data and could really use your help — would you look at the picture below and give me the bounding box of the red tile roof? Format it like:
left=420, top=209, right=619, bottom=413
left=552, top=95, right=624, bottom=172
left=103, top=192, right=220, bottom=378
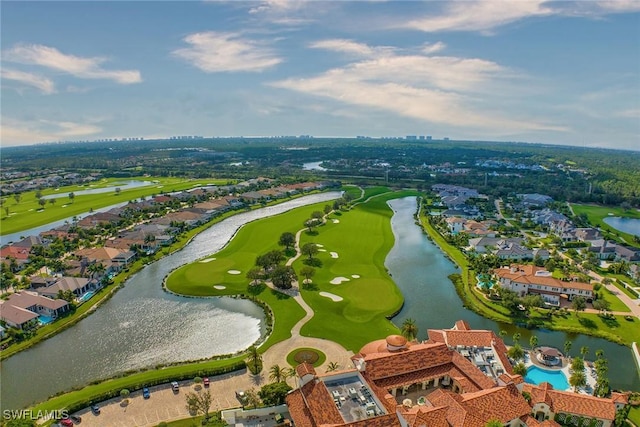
left=522, top=383, right=619, bottom=421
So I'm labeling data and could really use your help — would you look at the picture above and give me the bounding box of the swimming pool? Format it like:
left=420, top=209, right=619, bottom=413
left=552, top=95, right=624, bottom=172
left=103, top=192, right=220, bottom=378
left=525, top=366, right=569, bottom=390
left=475, top=274, right=494, bottom=290
left=78, top=291, right=95, bottom=303
left=38, top=315, right=54, bottom=325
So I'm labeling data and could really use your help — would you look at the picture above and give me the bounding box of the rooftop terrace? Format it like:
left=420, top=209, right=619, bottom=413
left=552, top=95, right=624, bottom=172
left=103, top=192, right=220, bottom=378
left=323, top=375, right=386, bottom=422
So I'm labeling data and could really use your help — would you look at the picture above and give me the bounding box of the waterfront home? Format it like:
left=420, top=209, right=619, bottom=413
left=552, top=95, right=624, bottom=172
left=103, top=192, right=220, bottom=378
left=493, top=265, right=593, bottom=306
left=0, top=291, right=69, bottom=329
left=74, top=247, right=135, bottom=274
left=33, top=276, right=95, bottom=299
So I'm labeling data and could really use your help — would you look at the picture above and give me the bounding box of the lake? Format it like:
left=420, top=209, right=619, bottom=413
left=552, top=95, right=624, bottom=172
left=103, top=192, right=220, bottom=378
left=603, top=216, right=640, bottom=237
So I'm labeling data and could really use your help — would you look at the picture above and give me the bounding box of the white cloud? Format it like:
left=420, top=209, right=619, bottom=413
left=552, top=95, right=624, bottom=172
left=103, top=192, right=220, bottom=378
left=597, top=0, right=640, bottom=13
left=1, top=68, right=56, bottom=94
left=309, top=39, right=377, bottom=57
left=422, top=41, right=447, bottom=55
left=249, top=0, right=301, bottom=15
left=270, top=44, right=566, bottom=134
left=3, top=44, right=141, bottom=84
left=1, top=118, right=102, bottom=146
left=405, top=0, right=553, bottom=33
left=615, top=109, right=640, bottom=119
left=403, top=0, right=640, bottom=34
left=172, top=32, right=282, bottom=73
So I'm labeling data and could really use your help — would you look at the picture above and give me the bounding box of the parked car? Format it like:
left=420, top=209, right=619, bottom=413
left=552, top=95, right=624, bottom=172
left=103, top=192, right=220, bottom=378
left=60, top=419, right=73, bottom=427
left=70, top=415, right=82, bottom=423
left=90, top=405, right=100, bottom=415
left=203, top=377, right=210, bottom=388
left=142, top=387, right=150, bottom=399
left=171, top=381, right=179, bottom=393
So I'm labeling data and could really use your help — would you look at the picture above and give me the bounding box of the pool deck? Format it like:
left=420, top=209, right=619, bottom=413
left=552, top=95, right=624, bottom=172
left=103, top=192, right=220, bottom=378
left=523, top=350, right=597, bottom=394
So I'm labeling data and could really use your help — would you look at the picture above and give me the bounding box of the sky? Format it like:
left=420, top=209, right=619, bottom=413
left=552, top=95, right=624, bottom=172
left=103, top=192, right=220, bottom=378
left=1, top=1, right=639, bottom=150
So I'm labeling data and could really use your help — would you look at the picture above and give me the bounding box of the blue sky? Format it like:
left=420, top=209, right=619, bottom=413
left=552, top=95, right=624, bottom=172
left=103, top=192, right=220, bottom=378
left=1, top=1, right=639, bottom=150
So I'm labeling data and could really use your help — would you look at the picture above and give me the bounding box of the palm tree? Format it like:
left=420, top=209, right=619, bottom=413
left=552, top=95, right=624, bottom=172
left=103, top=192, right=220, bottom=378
left=499, top=330, right=507, bottom=339
left=512, top=332, right=521, bottom=345
left=529, top=335, right=538, bottom=350
left=580, top=346, right=589, bottom=360
left=325, top=362, right=340, bottom=373
left=401, top=318, right=418, bottom=342
left=595, top=349, right=604, bottom=360
left=246, top=345, right=262, bottom=375
left=269, top=364, right=286, bottom=383
left=87, top=262, right=106, bottom=280
left=564, top=340, right=572, bottom=358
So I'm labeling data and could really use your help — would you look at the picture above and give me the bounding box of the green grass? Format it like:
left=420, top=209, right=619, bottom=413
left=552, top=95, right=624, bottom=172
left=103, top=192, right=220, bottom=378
left=295, top=191, right=418, bottom=351
left=360, top=186, right=392, bottom=200
left=162, top=413, right=227, bottom=427
left=598, top=287, right=631, bottom=313
left=286, top=348, right=326, bottom=368
left=571, top=203, right=640, bottom=246
left=0, top=177, right=231, bottom=236
left=628, top=406, right=640, bottom=426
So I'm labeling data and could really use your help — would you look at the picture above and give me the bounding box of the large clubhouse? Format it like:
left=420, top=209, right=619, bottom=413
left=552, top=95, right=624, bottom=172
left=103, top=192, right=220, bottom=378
left=286, top=321, right=628, bottom=427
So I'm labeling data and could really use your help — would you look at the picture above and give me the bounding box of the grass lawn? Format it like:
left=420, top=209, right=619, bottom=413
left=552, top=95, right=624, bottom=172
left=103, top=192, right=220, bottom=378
left=628, top=406, right=640, bottom=426
left=571, top=203, right=640, bottom=247
left=295, top=191, right=419, bottom=351
left=162, top=414, right=227, bottom=427
left=359, top=186, right=392, bottom=200
left=0, top=177, right=230, bottom=236
left=286, top=348, right=327, bottom=368
left=598, top=287, right=631, bottom=313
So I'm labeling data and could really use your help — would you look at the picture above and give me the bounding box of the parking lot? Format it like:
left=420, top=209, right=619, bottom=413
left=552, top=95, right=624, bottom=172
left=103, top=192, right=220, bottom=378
left=72, top=370, right=256, bottom=427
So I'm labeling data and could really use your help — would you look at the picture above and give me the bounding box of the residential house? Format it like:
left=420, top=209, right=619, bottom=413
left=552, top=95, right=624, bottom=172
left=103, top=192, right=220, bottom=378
left=493, top=264, right=593, bottom=306
left=468, top=237, right=525, bottom=255
left=76, top=211, right=122, bottom=229
left=0, top=245, right=31, bottom=268
left=0, top=291, right=69, bottom=329
left=614, top=245, right=640, bottom=262
left=35, top=276, right=95, bottom=299
left=74, top=247, right=135, bottom=274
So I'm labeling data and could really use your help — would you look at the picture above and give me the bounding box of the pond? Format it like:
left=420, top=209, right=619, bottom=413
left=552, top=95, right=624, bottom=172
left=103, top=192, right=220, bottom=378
left=42, top=180, right=154, bottom=199
left=603, top=216, right=640, bottom=237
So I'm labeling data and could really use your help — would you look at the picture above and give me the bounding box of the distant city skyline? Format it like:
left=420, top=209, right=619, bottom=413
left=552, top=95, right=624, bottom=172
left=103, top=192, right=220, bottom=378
left=1, top=1, right=639, bottom=150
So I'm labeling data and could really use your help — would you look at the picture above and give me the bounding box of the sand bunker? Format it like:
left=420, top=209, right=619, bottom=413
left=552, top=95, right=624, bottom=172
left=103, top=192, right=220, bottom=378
left=330, top=277, right=350, bottom=285
left=320, top=292, right=343, bottom=302
left=351, top=274, right=360, bottom=279
left=318, top=249, right=327, bottom=252
left=227, top=270, right=241, bottom=275
left=332, top=219, right=340, bottom=223
left=330, top=252, right=339, bottom=258
left=199, top=258, right=216, bottom=263
left=213, top=285, right=226, bottom=290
